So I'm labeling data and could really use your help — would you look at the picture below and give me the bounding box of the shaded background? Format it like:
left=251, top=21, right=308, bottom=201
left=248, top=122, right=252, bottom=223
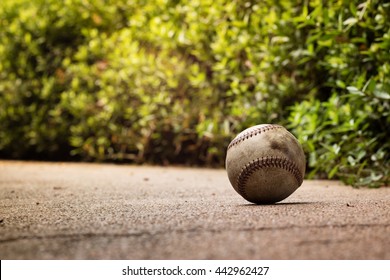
left=0, top=0, right=389, bottom=187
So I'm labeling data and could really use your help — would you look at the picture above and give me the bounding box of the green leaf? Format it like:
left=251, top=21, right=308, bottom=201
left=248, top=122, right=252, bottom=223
left=346, top=86, right=364, bottom=96
left=373, top=90, right=390, bottom=100
left=343, top=17, right=358, bottom=26
left=329, top=165, right=339, bottom=179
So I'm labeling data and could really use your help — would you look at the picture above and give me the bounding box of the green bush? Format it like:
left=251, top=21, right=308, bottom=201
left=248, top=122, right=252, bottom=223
left=288, top=1, right=390, bottom=187
left=0, top=0, right=305, bottom=164
left=0, top=0, right=389, bottom=186
left=0, top=0, right=129, bottom=159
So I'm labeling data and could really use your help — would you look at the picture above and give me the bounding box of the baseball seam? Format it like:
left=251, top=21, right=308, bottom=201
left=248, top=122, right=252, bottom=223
left=227, top=124, right=283, bottom=150
left=236, top=156, right=303, bottom=199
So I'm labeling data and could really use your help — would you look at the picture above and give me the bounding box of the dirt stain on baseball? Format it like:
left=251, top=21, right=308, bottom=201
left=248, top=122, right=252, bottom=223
left=270, top=140, right=289, bottom=154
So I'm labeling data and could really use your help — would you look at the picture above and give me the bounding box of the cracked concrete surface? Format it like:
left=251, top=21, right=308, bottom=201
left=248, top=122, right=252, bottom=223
left=0, top=160, right=389, bottom=259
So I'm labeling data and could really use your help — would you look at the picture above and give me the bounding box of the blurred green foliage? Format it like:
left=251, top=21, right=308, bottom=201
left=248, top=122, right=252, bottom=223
left=0, top=0, right=389, bottom=186
left=288, top=0, right=390, bottom=187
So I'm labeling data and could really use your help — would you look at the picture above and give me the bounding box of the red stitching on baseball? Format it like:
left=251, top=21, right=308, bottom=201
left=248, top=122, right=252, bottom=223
left=236, top=156, right=303, bottom=199
left=227, top=124, right=283, bottom=150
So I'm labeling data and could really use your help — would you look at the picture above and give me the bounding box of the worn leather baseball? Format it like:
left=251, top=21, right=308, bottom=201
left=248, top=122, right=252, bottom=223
left=226, top=124, right=306, bottom=204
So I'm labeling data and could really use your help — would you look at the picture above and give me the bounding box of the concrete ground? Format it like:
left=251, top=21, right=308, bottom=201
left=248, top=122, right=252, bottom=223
left=0, top=160, right=389, bottom=260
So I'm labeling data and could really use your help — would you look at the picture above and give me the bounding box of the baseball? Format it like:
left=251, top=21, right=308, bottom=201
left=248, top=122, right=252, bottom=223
left=226, top=124, right=306, bottom=204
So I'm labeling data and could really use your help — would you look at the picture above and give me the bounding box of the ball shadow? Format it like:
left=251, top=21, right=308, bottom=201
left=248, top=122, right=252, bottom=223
left=238, top=201, right=316, bottom=207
